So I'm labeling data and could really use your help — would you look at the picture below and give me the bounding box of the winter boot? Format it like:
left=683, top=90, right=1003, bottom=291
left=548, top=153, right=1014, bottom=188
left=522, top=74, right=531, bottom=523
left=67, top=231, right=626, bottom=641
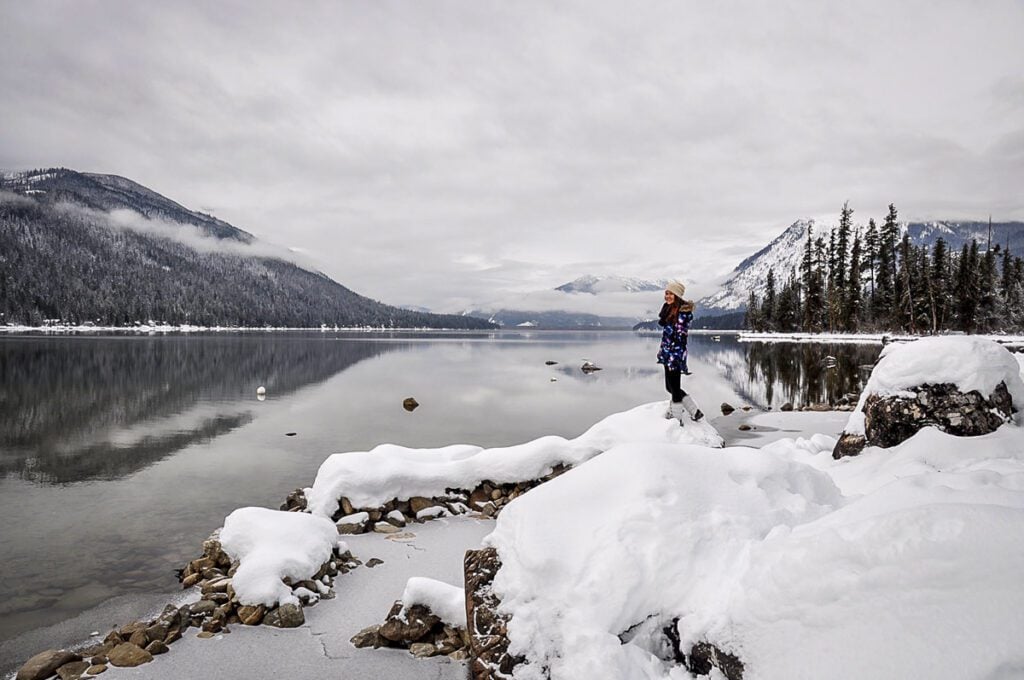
left=681, top=395, right=704, bottom=422
left=669, top=400, right=686, bottom=425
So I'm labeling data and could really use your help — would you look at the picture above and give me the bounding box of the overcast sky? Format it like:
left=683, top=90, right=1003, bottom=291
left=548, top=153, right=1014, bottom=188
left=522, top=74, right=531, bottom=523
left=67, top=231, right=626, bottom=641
left=2, top=0, right=1022, bottom=311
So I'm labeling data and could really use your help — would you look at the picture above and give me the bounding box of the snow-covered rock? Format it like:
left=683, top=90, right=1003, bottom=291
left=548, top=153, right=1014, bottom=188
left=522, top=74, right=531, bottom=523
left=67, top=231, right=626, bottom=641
left=305, top=402, right=722, bottom=518
left=834, top=337, right=1024, bottom=457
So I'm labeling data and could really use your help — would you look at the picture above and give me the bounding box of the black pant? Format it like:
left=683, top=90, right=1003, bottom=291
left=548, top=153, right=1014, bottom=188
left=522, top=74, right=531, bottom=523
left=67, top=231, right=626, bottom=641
left=664, top=366, right=688, bottom=403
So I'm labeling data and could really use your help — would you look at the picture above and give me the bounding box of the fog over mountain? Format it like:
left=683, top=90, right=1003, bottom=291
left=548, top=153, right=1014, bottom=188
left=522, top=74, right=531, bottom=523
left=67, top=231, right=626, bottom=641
left=0, top=169, right=493, bottom=329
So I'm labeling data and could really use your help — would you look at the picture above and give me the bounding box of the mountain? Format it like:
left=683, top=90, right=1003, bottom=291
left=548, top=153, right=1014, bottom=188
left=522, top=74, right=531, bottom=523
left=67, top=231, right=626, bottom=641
left=0, top=168, right=494, bottom=329
left=554, top=275, right=668, bottom=295
left=698, top=218, right=1024, bottom=315
left=469, top=275, right=669, bottom=329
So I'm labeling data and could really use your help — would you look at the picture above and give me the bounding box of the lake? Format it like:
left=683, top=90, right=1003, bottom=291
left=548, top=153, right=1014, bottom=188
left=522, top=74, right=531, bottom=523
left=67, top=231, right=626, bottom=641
left=0, top=330, right=880, bottom=673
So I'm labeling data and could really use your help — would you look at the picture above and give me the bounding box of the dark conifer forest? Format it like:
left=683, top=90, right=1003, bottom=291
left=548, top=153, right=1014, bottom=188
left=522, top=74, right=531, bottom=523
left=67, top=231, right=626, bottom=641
left=745, top=202, right=1024, bottom=334
left=0, top=169, right=494, bottom=329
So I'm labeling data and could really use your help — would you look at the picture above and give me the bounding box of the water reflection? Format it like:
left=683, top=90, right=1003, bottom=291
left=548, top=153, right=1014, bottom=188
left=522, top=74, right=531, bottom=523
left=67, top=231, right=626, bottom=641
left=691, top=335, right=880, bottom=408
left=0, top=335, right=399, bottom=483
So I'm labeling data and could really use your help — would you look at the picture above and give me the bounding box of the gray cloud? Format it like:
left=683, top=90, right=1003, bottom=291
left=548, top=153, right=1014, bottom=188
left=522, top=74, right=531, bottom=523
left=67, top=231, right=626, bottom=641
left=1, top=0, right=1022, bottom=311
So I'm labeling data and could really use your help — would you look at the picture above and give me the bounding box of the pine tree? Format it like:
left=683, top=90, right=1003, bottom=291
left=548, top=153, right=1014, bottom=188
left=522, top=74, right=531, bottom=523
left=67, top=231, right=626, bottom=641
left=864, top=218, right=879, bottom=313
left=843, top=228, right=863, bottom=331
left=764, top=268, right=777, bottom=330
left=931, top=238, right=949, bottom=330
left=896, top=233, right=916, bottom=332
left=955, top=241, right=980, bottom=332
left=879, top=205, right=900, bottom=326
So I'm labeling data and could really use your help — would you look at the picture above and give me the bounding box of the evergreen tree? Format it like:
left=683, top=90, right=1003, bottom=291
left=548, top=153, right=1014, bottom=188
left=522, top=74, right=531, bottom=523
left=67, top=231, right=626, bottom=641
left=896, top=233, right=916, bottom=332
left=931, top=238, right=950, bottom=330
left=955, top=241, right=980, bottom=332
left=863, top=218, right=879, bottom=313
left=977, top=246, right=999, bottom=331
left=843, top=228, right=863, bottom=330
left=763, top=268, right=777, bottom=330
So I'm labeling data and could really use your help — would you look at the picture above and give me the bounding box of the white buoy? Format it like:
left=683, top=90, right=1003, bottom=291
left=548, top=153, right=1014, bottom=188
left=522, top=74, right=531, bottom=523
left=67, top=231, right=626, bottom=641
left=256, top=385, right=267, bottom=396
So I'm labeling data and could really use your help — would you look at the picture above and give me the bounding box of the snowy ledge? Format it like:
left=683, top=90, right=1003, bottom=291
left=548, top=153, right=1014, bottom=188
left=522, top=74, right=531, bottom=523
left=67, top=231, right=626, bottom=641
left=304, top=402, right=724, bottom=519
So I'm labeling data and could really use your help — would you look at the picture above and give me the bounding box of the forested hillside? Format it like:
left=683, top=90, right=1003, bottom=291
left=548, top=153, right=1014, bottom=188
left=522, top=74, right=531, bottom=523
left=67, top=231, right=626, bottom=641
left=0, top=169, right=493, bottom=329
left=745, top=202, right=1024, bottom=334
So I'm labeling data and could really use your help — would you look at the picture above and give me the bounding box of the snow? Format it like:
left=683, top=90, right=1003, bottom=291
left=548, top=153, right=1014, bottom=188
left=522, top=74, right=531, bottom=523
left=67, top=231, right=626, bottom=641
left=399, top=577, right=465, bottom=626
left=305, top=402, right=723, bottom=517
left=477, top=340, right=1024, bottom=680
left=218, top=507, right=342, bottom=607
left=843, top=336, right=1024, bottom=435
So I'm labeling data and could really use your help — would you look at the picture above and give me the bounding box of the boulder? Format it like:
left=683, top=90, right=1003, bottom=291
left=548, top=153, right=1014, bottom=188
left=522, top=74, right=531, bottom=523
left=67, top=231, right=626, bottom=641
left=720, top=402, right=735, bottom=415
left=379, top=602, right=440, bottom=643
left=263, top=603, right=305, bottom=628
left=16, top=650, right=82, bottom=680
left=410, top=642, right=439, bottom=658
left=403, top=397, right=419, bottom=411
left=85, top=665, right=107, bottom=676
left=780, top=402, right=793, bottom=412
left=106, top=643, right=153, bottom=668
left=237, top=605, right=266, bottom=626
left=834, top=381, right=1014, bottom=459
left=56, top=660, right=91, bottom=679
left=350, top=624, right=384, bottom=649
left=409, top=496, right=434, bottom=515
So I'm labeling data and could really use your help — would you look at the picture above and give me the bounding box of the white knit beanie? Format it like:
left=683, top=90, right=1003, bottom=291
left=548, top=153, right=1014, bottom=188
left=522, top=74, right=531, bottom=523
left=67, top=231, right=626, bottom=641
left=666, top=280, right=686, bottom=299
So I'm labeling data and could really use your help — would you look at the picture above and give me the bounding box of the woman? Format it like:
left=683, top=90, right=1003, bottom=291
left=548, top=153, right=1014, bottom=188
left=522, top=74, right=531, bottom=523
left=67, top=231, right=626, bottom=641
left=657, top=280, right=703, bottom=424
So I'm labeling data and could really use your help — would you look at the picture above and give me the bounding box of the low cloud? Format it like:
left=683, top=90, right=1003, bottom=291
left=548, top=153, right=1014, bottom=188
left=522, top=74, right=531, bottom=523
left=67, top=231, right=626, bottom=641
left=53, top=201, right=320, bottom=270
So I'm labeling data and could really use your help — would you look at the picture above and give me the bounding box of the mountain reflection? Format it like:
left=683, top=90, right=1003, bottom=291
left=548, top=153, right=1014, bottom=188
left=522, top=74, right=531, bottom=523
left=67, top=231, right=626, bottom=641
left=0, top=334, right=398, bottom=483
left=691, top=336, right=880, bottom=409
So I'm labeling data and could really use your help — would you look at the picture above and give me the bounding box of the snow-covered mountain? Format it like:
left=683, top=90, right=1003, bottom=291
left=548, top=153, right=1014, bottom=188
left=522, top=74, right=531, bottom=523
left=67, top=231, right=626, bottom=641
left=698, top=219, right=813, bottom=314
left=698, top=218, right=1024, bottom=316
left=554, top=275, right=668, bottom=295
left=468, top=275, right=671, bottom=328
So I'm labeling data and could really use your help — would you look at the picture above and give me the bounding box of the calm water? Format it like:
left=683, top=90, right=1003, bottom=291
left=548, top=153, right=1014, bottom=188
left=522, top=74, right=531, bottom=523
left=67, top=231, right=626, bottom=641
left=0, top=331, right=879, bottom=672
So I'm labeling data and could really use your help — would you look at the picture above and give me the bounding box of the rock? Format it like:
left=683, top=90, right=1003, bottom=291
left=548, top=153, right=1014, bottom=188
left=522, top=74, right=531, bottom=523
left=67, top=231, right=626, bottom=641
left=373, top=521, right=401, bottom=534
left=366, top=558, right=384, bottom=568
left=56, top=660, right=91, bottom=680
left=780, top=402, right=794, bottom=411
left=448, top=648, right=471, bottom=661
left=16, top=650, right=82, bottom=680
left=409, top=496, right=433, bottom=515
left=340, top=497, right=355, bottom=515
left=196, top=631, right=216, bottom=639
left=720, top=402, right=735, bottom=415
left=689, top=641, right=745, bottom=680
left=379, top=602, right=441, bottom=643
left=237, top=605, right=266, bottom=626
left=580, top=361, right=602, bottom=373
left=738, top=424, right=752, bottom=431
left=189, top=599, right=217, bottom=618
left=85, top=665, right=107, bottom=676
left=385, top=510, right=407, bottom=527
left=263, top=603, right=305, bottom=628
left=128, top=630, right=148, bottom=648
left=465, top=547, right=523, bottom=678
left=90, top=655, right=109, bottom=665
left=144, top=623, right=168, bottom=643
left=350, top=624, right=384, bottom=649
left=544, top=360, right=557, bottom=365
left=833, top=381, right=1014, bottom=459
left=106, top=643, right=153, bottom=668
left=740, top=405, right=751, bottom=412
left=144, top=640, right=169, bottom=655
left=403, top=397, right=419, bottom=412
left=806, top=403, right=831, bottom=412
left=410, top=642, right=438, bottom=658
left=285, top=432, right=297, bottom=437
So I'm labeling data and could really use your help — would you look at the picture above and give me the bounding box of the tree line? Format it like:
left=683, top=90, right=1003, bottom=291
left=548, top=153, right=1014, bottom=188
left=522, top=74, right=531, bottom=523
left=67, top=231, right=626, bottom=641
left=745, top=202, right=1024, bottom=334
left=0, top=198, right=493, bottom=329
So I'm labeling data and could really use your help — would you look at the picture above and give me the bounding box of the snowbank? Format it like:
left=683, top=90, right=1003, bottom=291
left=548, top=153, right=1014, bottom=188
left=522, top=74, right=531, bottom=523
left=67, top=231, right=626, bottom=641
left=219, top=507, right=342, bottom=607
left=306, top=402, right=723, bottom=517
left=843, top=336, right=1024, bottom=435
left=484, top=427, right=1024, bottom=679
left=400, top=577, right=466, bottom=627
